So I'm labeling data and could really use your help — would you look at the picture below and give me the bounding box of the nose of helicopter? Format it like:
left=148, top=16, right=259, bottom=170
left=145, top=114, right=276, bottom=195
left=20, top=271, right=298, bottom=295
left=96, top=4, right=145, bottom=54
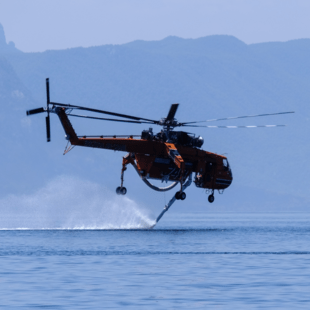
left=215, top=176, right=233, bottom=188
left=215, top=158, right=233, bottom=188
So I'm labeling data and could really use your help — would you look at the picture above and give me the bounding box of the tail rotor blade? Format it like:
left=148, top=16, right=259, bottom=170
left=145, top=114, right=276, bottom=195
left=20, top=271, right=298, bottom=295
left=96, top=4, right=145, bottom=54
left=26, top=107, right=45, bottom=116
left=46, top=78, right=51, bottom=142
left=46, top=78, right=50, bottom=105
left=26, top=78, right=52, bottom=142
left=46, top=115, right=51, bottom=142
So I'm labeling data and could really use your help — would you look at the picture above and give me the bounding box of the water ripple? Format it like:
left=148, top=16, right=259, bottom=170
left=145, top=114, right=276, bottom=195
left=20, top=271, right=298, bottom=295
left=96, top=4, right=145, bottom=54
left=1, top=250, right=310, bottom=256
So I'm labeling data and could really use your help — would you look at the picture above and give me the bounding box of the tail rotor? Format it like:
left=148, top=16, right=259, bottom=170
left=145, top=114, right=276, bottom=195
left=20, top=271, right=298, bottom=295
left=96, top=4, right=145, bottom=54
left=26, top=77, right=52, bottom=142
left=46, top=78, right=51, bottom=142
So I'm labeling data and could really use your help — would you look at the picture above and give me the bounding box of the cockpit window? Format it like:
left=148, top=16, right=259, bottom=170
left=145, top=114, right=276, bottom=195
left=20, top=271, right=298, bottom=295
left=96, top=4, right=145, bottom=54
left=223, top=159, right=229, bottom=170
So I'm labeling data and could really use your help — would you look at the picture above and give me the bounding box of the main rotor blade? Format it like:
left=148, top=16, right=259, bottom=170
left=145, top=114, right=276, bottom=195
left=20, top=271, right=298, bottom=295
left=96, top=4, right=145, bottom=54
left=26, top=107, right=45, bottom=116
left=77, top=135, right=141, bottom=138
left=166, top=103, right=179, bottom=121
left=68, top=113, right=156, bottom=124
left=46, top=115, right=51, bottom=142
left=180, top=111, right=295, bottom=125
left=50, top=102, right=158, bottom=123
left=182, top=124, right=286, bottom=128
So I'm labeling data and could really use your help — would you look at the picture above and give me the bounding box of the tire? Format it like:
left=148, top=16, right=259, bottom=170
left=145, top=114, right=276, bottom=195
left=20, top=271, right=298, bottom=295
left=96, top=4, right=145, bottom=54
left=121, top=187, right=127, bottom=195
left=180, top=192, right=186, bottom=200
left=208, top=194, right=214, bottom=203
left=175, top=191, right=181, bottom=200
left=116, top=186, right=121, bottom=195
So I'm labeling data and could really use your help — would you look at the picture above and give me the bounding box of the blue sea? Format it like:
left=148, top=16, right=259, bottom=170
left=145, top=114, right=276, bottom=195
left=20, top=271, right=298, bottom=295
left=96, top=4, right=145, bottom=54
left=0, top=212, right=309, bottom=309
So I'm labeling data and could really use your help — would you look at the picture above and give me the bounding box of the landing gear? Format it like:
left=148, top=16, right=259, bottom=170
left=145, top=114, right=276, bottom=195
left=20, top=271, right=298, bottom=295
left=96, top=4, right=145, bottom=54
left=116, top=154, right=134, bottom=196
left=116, top=187, right=127, bottom=195
left=175, top=191, right=186, bottom=200
left=208, top=194, right=214, bottom=203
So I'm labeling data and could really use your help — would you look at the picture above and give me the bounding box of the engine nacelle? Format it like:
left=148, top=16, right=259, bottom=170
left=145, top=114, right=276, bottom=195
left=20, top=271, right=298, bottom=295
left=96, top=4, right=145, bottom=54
left=169, top=131, right=204, bottom=148
left=141, top=128, right=154, bottom=140
left=191, top=136, right=204, bottom=148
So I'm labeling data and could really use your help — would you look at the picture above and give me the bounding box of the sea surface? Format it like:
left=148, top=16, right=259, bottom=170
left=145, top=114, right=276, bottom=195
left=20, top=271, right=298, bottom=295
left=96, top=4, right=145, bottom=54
left=0, top=212, right=309, bottom=309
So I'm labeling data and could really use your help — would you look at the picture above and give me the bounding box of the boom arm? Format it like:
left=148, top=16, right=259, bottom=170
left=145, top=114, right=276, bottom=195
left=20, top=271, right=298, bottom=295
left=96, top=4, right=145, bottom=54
left=56, top=108, right=79, bottom=143
left=55, top=107, right=166, bottom=155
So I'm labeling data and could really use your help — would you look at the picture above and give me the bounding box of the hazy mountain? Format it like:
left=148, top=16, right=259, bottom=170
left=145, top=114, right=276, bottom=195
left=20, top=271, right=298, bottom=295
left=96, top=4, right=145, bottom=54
left=0, top=24, right=309, bottom=212
left=0, top=24, right=20, bottom=55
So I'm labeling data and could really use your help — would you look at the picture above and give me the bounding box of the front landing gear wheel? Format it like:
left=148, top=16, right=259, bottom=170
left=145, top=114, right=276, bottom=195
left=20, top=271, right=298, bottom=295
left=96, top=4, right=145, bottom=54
left=208, top=194, right=214, bottom=203
left=180, top=192, right=186, bottom=200
left=116, top=187, right=127, bottom=195
left=175, top=191, right=186, bottom=200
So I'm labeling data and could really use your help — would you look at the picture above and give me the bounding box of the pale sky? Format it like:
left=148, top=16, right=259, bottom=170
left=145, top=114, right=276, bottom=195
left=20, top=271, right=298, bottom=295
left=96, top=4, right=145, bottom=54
left=0, top=0, right=309, bottom=52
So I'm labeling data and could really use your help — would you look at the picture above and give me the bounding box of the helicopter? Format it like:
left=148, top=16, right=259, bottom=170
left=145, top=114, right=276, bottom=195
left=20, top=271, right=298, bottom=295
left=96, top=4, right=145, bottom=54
left=26, top=79, right=294, bottom=224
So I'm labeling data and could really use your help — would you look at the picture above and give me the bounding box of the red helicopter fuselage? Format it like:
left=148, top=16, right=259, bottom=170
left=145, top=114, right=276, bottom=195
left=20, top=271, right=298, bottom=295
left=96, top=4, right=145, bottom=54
left=57, top=107, right=233, bottom=192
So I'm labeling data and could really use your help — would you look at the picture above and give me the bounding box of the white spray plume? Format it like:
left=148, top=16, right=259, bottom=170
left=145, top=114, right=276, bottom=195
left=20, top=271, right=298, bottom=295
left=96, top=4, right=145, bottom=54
left=0, top=175, right=155, bottom=229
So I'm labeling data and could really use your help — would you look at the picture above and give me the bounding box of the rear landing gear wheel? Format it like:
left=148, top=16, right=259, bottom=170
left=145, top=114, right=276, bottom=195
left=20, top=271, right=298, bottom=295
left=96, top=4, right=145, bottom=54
left=208, top=194, right=214, bottom=203
left=116, top=187, right=127, bottom=195
left=175, top=192, right=181, bottom=200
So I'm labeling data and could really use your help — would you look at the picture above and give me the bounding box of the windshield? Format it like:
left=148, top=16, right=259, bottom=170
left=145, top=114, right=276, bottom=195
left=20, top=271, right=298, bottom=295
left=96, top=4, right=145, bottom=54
left=223, top=159, right=230, bottom=170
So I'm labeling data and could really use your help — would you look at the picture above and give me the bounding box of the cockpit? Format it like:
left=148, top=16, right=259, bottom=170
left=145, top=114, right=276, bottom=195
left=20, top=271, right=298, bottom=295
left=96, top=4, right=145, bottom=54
left=223, top=158, right=232, bottom=175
